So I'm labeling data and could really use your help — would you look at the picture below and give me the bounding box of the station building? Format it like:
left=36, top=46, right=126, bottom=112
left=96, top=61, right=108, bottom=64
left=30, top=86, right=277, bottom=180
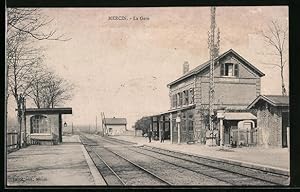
left=104, top=117, right=127, bottom=136
left=148, top=49, right=266, bottom=146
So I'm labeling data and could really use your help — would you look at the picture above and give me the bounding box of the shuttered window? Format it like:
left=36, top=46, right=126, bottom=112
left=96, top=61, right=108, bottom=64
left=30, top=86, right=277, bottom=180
left=234, top=63, right=239, bottom=77
left=220, top=63, right=225, bottom=76
left=221, top=63, right=239, bottom=77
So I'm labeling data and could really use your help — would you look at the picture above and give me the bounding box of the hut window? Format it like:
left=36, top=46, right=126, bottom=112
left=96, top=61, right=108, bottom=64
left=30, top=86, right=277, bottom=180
left=30, top=115, right=49, bottom=134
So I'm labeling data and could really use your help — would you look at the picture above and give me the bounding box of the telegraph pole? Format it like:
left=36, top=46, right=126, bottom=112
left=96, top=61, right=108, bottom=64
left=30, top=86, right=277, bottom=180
left=207, top=6, right=220, bottom=146
left=96, top=115, right=97, bottom=133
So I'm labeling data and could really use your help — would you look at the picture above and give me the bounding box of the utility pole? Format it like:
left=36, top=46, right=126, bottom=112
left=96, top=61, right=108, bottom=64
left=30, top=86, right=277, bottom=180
left=101, top=112, right=107, bottom=136
left=207, top=6, right=220, bottom=146
left=16, top=94, right=25, bottom=148
left=96, top=115, right=97, bottom=133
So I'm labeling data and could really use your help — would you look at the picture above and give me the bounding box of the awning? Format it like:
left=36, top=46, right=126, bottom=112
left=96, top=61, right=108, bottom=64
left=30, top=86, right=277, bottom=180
left=224, top=112, right=257, bottom=120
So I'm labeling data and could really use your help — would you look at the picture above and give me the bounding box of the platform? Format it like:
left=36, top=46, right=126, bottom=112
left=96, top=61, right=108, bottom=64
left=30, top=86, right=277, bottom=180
left=6, top=135, right=106, bottom=186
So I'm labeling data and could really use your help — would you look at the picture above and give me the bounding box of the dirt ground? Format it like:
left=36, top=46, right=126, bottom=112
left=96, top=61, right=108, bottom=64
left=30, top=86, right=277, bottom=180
left=7, top=144, right=95, bottom=186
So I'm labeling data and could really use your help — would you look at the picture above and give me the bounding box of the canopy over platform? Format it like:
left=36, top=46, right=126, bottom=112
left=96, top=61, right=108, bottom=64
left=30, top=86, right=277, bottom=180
left=224, top=112, right=257, bottom=120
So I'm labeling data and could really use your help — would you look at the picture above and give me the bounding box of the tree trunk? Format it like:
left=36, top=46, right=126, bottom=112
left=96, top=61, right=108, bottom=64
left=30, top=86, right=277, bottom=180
left=280, top=52, right=287, bottom=96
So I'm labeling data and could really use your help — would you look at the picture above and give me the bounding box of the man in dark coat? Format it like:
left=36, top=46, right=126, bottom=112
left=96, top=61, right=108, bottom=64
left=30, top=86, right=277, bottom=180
left=148, top=129, right=152, bottom=143
left=160, top=130, right=165, bottom=143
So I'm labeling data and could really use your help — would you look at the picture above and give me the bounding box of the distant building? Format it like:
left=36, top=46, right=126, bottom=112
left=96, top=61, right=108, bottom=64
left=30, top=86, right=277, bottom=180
left=148, top=49, right=265, bottom=145
left=104, top=117, right=127, bottom=136
left=24, top=108, right=72, bottom=145
left=247, top=95, right=289, bottom=148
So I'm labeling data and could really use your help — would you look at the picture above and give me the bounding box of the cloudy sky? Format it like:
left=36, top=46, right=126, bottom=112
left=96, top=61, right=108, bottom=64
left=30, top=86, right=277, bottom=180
left=7, top=6, right=289, bottom=129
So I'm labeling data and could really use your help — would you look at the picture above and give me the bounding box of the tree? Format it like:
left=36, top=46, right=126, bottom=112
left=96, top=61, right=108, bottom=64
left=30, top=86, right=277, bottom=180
left=26, top=64, right=50, bottom=108
left=261, top=20, right=288, bottom=96
left=6, top=8, right=70, bottom=146
left=27, top=69, right=74, bottom=108
left=134, top=116, right=152, bottom=135
left=7, top=8, right=70, bottom=105
left=40, top=72, right=75, bottom=108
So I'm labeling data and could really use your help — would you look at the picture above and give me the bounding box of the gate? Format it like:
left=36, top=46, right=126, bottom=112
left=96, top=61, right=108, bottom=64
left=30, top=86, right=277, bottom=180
left=231, top=128, right=258, bottom=147
left=7, top=131, right=19, bottom=151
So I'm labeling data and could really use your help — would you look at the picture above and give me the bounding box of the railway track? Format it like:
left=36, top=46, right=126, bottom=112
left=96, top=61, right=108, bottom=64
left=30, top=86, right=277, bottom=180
left=80, top=134, right=171, bottom=186
left=125, top=146, right=289, bottom=186
left=80, top=133, right=289, bottom=186
left=139, top=146, right=290, bottom=185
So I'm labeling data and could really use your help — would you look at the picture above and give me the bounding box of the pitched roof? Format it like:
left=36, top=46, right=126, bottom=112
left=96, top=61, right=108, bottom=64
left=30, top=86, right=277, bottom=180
left=247, top=95, right=289, bottom=109
left=167, top=49, right=265, bottom=87
left=104, top=117, right=127, bottom=125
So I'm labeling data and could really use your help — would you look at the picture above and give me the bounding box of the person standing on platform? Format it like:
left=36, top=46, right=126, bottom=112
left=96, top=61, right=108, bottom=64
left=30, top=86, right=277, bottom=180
left=160, top=130, right=165, bottom=143
left=148, top=128, right=152, bottom=143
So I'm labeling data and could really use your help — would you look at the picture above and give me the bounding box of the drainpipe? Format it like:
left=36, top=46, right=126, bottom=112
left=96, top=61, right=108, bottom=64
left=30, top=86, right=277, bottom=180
left=170, top=113, right=173, bottom=144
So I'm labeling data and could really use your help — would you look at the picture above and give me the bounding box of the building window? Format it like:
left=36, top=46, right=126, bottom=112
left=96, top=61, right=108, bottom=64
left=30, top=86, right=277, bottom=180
left=221, top=63, right=239, bottom=77
left=30, top=115, right=49, bottom=134
left=188, top=115, right=194, bottom=131
left=178, top=92, right=183, bottom=107
left=172, top=94, right=176, bottom=108
left=183, top=90, right=189, bottom=105
left=181, top=113, right=187, bottom=131
left=189, top=88, right=194, bottom=104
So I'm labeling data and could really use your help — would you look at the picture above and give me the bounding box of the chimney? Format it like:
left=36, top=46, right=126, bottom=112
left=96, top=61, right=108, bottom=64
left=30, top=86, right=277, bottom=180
left=183, top=61, right=189, bottom=74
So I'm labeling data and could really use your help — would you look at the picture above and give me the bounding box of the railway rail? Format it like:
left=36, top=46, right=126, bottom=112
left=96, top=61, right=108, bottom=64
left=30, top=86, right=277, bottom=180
left=79, top=133, right=289, bottom=186
left=80, top=134, right=171, bottom=186
left=126, top=146, right=289, bottom=185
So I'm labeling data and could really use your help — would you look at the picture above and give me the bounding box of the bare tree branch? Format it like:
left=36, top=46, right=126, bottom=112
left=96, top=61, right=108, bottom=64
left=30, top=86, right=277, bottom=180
left=260, top=19, right=288, bottom=96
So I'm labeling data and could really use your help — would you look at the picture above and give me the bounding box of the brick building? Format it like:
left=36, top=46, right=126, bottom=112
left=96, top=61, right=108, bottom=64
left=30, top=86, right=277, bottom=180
left=149, top=49, right=265, bottom=144
left=247, top=95, right=289, bottom=148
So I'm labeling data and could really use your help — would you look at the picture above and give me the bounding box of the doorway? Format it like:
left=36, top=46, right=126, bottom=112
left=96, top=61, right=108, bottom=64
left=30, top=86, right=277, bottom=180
left=282, top=112, right=289, bottom=148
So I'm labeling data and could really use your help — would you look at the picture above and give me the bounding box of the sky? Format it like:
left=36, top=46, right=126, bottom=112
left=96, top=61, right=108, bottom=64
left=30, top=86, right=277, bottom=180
left=7, top=6, right=289, bottom=130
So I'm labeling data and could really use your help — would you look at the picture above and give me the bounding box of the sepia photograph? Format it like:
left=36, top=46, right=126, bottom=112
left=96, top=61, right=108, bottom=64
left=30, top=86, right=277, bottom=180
left=5, top=5, right=290, bottom=187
